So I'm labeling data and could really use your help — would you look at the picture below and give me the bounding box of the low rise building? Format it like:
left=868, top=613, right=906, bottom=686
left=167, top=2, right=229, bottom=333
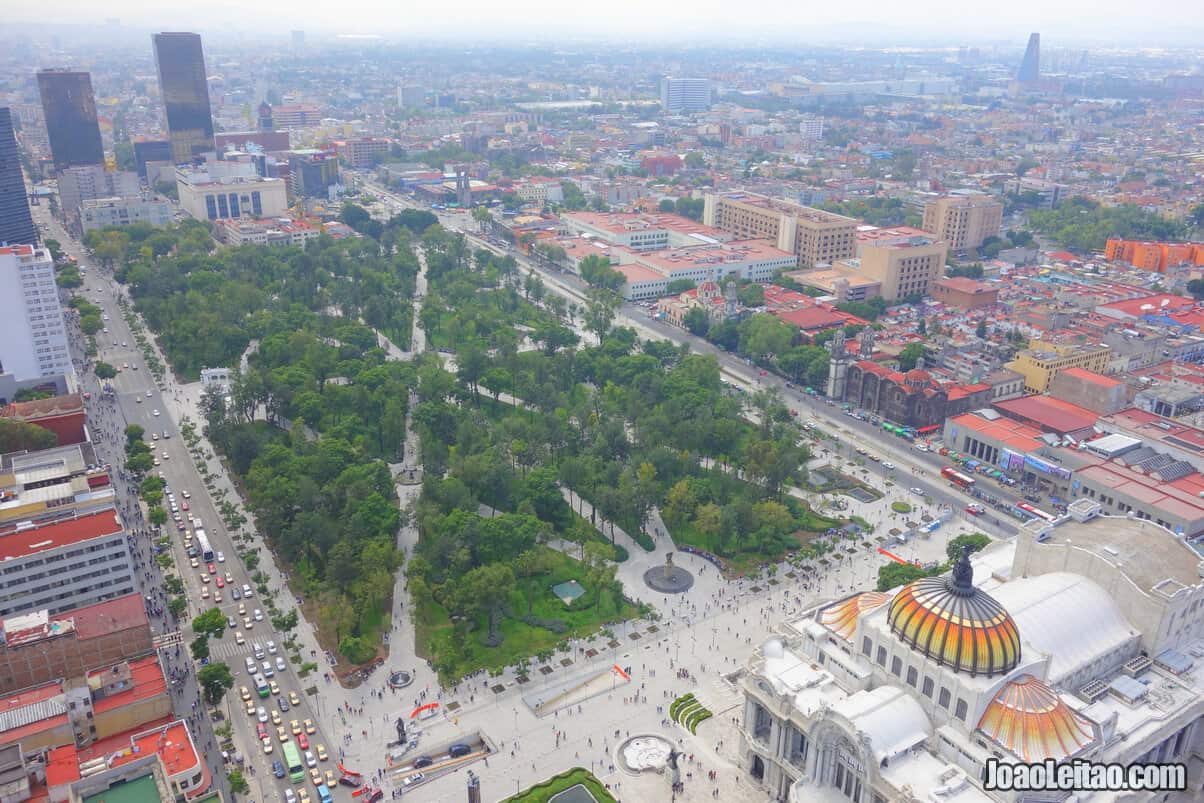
left=1105, top=238, right=1204, bottom=273
left=1005, top=340, right=1112, bottom=394
left=513, top=178, right=564, bottom=205
left=614, top=239, right=796, bottom=300
left=782, top=268, right=880, bottom=302
left=921, top=194, right=1003, bottom=252
left=1, top=392, right=87, bottom=445
left=825, top=226, right=948, bottom=301
left=175, top=167, right=287, bottom=223
left=0, top=508, right=132, bottom=618
left=66, top=753, right=176, bottom=803
left=560, top=210, right=731, bottom=252
left=930, top=276, right=999, bottom=309
left=702, top=192, right=857, bottom=268
left=1047, top=367, right=1129, bottom=415
left=214, top=218, right=319, bottom=249
left=0, top=594, right=152, bottom=694
left=0, top=442, right=114, bottom=528
left=79, top=197, right=172, bottom=232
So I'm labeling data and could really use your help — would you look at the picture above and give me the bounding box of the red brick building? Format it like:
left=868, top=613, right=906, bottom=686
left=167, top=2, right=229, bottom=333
left=930, top=277, right=999, bottom=310
left=1, top=393, right=87, bottom=445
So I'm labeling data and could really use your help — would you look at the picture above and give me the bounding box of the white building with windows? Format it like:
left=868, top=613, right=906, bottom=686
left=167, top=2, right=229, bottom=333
left=740, top=503, right=1204, bottom=802
left=660, top=77, right=712, bottom=113
left=80, top=196, right=173, bottom=232
left=175, top=166, right=287, bottom=222
left=0, top=245, right=71, bottom=381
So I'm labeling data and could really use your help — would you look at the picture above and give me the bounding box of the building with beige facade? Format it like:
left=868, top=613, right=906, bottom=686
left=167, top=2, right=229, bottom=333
left=1005, top=340, right=1113, bottom=394
left=921, top=195, right=1003, bottom=252
left=703, top=192, right=857, bottom=267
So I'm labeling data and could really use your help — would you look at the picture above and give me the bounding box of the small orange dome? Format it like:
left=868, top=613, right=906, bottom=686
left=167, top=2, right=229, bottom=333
left=977, top=675, right=1095, bottom=761
left=904, top=368, right=931, bottom=385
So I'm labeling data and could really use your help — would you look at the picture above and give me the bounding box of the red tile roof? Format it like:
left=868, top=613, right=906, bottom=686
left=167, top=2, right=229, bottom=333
left=90, top=656, right=167, bottom=714
left=1058, top=366, right=1123, bottom=389
left=73, top=593, right=149, bottom=640
left=994, top=396, right=1099, bottom=434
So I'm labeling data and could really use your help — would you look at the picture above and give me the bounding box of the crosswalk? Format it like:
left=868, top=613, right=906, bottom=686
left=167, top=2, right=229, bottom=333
left=209, top=640, right=253, bottom=661
left=154, top=631, right=184, bottom=649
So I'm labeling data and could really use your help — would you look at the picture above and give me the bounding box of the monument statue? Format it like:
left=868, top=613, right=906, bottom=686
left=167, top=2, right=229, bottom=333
left=664, top=552, right=675, bottom=581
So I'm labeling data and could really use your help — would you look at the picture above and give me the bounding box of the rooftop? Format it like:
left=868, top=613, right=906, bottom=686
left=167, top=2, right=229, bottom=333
left=81, top=772, right=160, bottom=803
left=993, top=395, right=1099, bottom=435
left=0, top=509, right=122, bottom=562
left=856, top=226, right=937, bottom=247
left=1057, top=366, right=1124, bottom=389
left=934, top=276, right=996, bottom=295
left=947, top=411, right=1045, bottom=454
left=90, top=657, right=168, bottom=715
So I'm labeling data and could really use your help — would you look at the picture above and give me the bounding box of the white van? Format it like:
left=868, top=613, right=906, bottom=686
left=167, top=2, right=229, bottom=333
left=253, top=642, right=265, bottom=660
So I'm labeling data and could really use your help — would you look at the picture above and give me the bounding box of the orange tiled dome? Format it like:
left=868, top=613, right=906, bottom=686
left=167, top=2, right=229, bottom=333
left=977, top=675, right=1095, bottom=761
left=886, top=549, right=1021, bottom=677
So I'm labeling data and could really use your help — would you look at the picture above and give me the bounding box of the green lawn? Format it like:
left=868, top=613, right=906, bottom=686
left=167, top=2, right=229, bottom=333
left=415, top=548, right=638, bottom=682
left=503, top=768, right=616, bottom=803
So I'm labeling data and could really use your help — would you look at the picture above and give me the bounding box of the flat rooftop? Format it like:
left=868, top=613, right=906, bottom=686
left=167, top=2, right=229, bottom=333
left=82, top=773, right=160, bottom=803
left=0, top=509, right=122, bottom=562
left=1038, top=516, right=1203, bottom=594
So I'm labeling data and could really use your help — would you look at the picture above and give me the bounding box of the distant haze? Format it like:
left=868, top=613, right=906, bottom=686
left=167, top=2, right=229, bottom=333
left=6, top=0, right=1204, bottom=48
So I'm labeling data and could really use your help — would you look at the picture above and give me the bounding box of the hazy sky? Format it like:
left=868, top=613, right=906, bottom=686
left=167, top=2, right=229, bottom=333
left=11, top=0, right=1204, bottom=46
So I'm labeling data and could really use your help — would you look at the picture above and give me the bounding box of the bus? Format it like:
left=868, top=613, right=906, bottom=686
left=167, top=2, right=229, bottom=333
left=1017, top=502, right=1057, bottom=522
left=280, top=742, right=305, bottom=783
left=253, top=674, right=270, bottom=698
left=195, top=530, right=214, bottom=562
left=940, top=466, right=976, bottom=489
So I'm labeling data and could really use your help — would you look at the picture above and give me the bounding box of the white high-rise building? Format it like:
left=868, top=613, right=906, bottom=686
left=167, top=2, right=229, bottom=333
left=0, top=245, right=72, bottom=381
left=660, top=78, right=712, bottom=113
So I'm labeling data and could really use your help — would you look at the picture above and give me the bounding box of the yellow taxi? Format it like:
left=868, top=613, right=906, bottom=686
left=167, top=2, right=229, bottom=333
left=315, top=745, right=328, bottom=762
left=290, top=719, right=302, bottom=735
left=303, top=719, right=316, bottom=735
left=239, top=686, right=252, bottom=702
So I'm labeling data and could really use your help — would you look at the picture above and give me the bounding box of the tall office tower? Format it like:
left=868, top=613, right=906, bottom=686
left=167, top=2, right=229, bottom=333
left=257, top=101, right=273, bottom=132
left=0, top=108, right=37, bottom=247
left=1017, top=33, right=1040, bottom=83
left=152, top=32, right=215, bottom=164
left=921, top=195, right=1004, bottom=252
left=660, top=78, right=712, bottom=113
left=36, top=69, right=104, bottom=171
left=0, top=245, right=71, bottom=380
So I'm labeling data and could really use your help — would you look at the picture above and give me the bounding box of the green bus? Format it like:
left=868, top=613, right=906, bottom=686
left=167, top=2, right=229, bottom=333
left=280, top=742, right=305, bottom=783
left=254, top=675, right=270, bottom=698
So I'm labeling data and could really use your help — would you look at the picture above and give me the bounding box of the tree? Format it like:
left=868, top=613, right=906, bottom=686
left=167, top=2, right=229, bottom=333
left=198, top=662, right=234, bottom=705
left=168, top=596, right=187, bottom=618
left=683, top=307, right=711, bottom=337
left=738, top=314, right=793, bottom=363
left=897, top=342, right=925, bottom=371
left=227, top=770, right=250, bottom=796
left=877, top=561, right=936, bottom=591
left=95, top=361, right=117, bottom=379
left=976, top=321, right=988, bottom=339
left=148, top=505, right=168, bottom=526
left=44, top=238, right=64, bottom=263
left=338, top=636, right=376, bottom=664
left=666, top=278, right=696, bottom=295
left=0, top=419, right=58, bottom=453
left=192, top=607, right=228, bottom=639
left=946, top=533, right=991, bottom=563
left=917, top=318, right=927, bottom=336
left=190, top=635, right=210, bottom=661
left=578, top=255, right=624, bottom=291
left=737, top=283, right=765, bottom=307
left=584, top=288, right=620, bottom=341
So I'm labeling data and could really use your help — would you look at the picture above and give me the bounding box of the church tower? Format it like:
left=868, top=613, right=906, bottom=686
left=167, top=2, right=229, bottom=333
left=827, top=328, right=850, bottom=399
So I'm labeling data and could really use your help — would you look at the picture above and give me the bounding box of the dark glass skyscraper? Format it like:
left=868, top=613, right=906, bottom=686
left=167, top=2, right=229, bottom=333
left=152, top=32, right=215, bottom=164
left=1017, top=33, right=1041, bottom=83
left=0, top=108, right=37, bottom=247
left=36, top=69, right=104, bottom=171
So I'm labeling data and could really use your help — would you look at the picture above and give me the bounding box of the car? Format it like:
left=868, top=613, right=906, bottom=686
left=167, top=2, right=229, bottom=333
left=269, top=680, right=281, bottom=696
left=217, top=551, right=225, bottom=563
left=190, top=557, right=200, bottom=568
left=272, top=760, right=286, bottom=779
left=182, top=490, right=190, bottom=498
left=276, top=657, right=287, bottom=672
left=284, top=790, right=296, bottom=803
left=200, top=586, right=209, bottom=600
left=261, top=737, right=273, bottom=754
left=162, top=430, right=170, bottom=439
left=279, top=697, right=290, bottom=712
left=298, top=732, right=309, bottom=750
left=256, top=723, right=269, bottom=739
left=881, top=462, right=895, bottom=470
left=161, top=451, right=169, bottom=460
left=151, top=433, right=158, bottom=441
left=304, top=719, right=316, bottom=735
left=338, top=778, right=362, bottom=789
left=177, top=521, right=187, bottom=532
left=235, top=631, right=245, bottom=645
left=153, top=457, right=159, bottom=466
left=256, top=706, right=268, bottom=723
left=122, top=363, right=128, bottom=370
left=289, top=691, right=301, bottom=707
left=242, top=584, right=253, bottom=597
left=365, top=790, right=384, bottom=803
left=245, top=699, right=256, bottom=716
left=305, top=750, right=317, bottom=768
left=245, top=657, right=258, bottom=674
left=910, top=487, right=924, bottom=496
left=102, top=327, right=109, bottom=333
left=271, top=709, right=282, bottom=726
left=122, top=341, right=128, bottom=347
left=448, top=743, right=471, bottom=758
left=277, top=726, right=290, bottom=742
left=207, top=563, right=216, bottom=574
left=413, top=756, right=433, bottom=769
left=237, top=603, right=247, bottom=616
left=402, top=774, right=425, bottom=788
left=145, top=390, right=152, bottom=397
left=243, top=617, right=254, bottom=630
left=214, top=590, right=223, bottom=603
left=310, top=768, right=324, bottom=788
left=291, top=720, right=303, bottom=735
left=152, top=409, right=160, bottom=416
left=325, top=770, right=337, bottom=788
left=297, top=789, right=311, bottom=803
left=181, top=501, right=189, bottom=511
left=231, top=588, right=241, bottom=600
left=965, top=504, right=985, bottom=516
left=267, top=640, right=278, bottom=655
left=315, top=745, right=328, bottom=762
left=239, top=686, right=252, bottom=701
left=261, top=661, right=274, bottom=678
left=215, top=577, right=225, bottom=588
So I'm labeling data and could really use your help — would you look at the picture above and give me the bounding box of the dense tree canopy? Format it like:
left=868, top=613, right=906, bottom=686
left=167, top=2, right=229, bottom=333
left=1028, top=197, right=1186, bottom=252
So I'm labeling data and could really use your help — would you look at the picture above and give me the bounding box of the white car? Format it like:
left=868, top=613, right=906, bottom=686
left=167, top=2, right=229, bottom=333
left=217, top=551, right=225, bottom=563
left=305, top=751, right=317, bottom=768
left=881, top=462, right=895, bottom=470
left=910, top=487, right=924, bottom=496
left=146, top=390, right=152, bottom=397
left=256, top=706, right=268, bottom=722
left=162, top=451, right=169, bottom=460
left=267, top=641, right=278, bottom=655
left=253, top=609, right=264, bottom=621
left=285, top=790, right=297, bottom=803
left=152, top=409, right=160, bottom=417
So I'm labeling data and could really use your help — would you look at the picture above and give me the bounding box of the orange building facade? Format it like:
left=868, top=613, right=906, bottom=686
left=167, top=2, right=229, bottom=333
left=1104, top=238, right=1204, bottom=273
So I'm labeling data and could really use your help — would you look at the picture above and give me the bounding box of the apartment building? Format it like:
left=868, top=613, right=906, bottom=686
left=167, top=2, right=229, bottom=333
left=57, top=166, right=141, bottom=222
left=79, top=196, right=173, bottom=232
left=828, top=226, right=948, bottom=300
left=215, top=218, right=319, bottom=248
left=0, top=508, right=134, bottom=618
left=703, top=192, right=856, bottom=268
left=921, top=195, right=1003, bottom=252
left=335, top=137, right=391, bottom=168
left=0, top=593, right=152, bottom=694
left=1005, top=340, right=1113, bottom=394
left=0, top=245, right=71, bottom=381
left=659, top=78, right=712, bottom=113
